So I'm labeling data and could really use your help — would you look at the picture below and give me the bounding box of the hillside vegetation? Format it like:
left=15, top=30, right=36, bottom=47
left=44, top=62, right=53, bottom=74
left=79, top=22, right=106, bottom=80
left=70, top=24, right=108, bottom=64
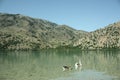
left=0, top=13, right=87, bottom=50
left=0, top=13, right=120, bottom=50
left=73, top=22, right=120, bottom=49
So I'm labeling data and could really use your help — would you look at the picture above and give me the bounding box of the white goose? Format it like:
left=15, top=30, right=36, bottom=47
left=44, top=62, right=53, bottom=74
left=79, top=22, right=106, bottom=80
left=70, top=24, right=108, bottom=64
left=75, top=59, right=82, bottom=70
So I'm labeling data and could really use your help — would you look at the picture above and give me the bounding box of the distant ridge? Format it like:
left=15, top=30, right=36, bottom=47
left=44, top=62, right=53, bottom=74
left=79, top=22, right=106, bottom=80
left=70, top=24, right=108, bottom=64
left=0, top=13, right=120, bottom=50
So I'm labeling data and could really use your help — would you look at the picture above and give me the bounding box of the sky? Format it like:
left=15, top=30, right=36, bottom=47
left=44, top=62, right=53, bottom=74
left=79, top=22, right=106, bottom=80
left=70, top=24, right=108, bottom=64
left=0, top=0, right=120, bottom=31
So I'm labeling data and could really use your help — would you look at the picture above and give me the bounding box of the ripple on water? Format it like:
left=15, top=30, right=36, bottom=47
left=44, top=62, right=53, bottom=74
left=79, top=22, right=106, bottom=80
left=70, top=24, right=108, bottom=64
left=54, top=70, right=117, bottom=80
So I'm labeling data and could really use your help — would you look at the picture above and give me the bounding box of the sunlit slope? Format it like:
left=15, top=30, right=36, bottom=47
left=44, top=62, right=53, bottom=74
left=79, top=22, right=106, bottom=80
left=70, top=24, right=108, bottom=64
left=74, top=22, right=120, bottom=49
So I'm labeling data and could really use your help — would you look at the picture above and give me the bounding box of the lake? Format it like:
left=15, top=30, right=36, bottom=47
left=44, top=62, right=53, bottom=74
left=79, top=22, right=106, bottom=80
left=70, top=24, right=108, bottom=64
left=0, top=48, right=120, bottom=80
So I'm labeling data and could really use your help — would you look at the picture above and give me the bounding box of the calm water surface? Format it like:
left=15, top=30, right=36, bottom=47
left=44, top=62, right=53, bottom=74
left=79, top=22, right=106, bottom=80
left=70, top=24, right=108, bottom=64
left=0, top=49, right=120, bottom=80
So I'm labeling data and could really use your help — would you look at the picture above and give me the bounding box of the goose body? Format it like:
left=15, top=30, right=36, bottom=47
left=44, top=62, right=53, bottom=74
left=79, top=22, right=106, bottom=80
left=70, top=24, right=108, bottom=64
left=75, top=60, right=82, bottom=70
left=62, top=66, right=72, bottom=71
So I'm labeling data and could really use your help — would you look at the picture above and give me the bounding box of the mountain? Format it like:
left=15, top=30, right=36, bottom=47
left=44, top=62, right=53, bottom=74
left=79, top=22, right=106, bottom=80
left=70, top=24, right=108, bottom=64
left=0, top=13, right=87, bottom=50
left=73, top=22, right=120, bottom=49
left=0, top=13, right=120, bottom=50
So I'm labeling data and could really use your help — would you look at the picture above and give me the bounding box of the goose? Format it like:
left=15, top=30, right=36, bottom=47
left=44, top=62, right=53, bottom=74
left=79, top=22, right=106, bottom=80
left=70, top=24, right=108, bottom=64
left=62, top=66, right=72, bottom=71
left=75, top=59, right=82, bottom=70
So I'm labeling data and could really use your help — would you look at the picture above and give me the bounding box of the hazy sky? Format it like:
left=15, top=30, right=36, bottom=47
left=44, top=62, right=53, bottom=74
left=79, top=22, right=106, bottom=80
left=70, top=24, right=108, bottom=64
left=0, top=0, right=120, bottom=31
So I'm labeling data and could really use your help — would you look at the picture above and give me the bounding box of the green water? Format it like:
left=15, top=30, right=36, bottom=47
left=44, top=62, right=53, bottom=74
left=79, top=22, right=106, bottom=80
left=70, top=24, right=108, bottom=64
left=0, top=49, right=120, bottom=80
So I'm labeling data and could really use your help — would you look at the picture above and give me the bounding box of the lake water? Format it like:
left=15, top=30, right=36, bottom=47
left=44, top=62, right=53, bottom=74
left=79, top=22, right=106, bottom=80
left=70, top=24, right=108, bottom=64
left=0, top=49, right=120, bottom=80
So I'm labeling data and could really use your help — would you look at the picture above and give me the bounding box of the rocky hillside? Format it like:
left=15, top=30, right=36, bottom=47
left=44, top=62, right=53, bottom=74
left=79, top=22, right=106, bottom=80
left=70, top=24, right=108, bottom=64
left=73, top=22, right=120, bottom=49
left=0, top=13, right=120, bottom=50
left=0, top=13, right=88, bottom=50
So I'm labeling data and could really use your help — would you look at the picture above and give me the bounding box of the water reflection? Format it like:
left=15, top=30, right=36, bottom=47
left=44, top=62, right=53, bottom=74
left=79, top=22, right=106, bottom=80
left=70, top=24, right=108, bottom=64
left=0, top=49, right=120, bottom=80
